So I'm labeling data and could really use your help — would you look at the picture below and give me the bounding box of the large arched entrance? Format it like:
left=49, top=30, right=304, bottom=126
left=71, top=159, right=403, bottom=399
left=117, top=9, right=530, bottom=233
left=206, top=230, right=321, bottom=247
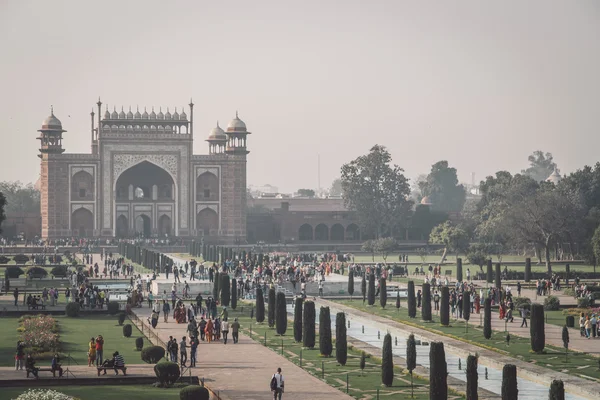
left=330, top=224, right=344, bottom=241
left=71, top=208, right=93, bottom=237
left=298, top=224, right=313, bottom=241
left=314, top=224, right=329, bottom=241
left=135, top=214, right=152, bottom=237
left=115, top=161, right=176, bottom=237
left=196, top=208, right=218, bottom=236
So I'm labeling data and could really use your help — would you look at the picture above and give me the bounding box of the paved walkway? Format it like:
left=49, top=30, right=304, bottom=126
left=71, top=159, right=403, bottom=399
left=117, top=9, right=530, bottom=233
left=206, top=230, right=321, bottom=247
left=133, top=307, right=353, bottom=400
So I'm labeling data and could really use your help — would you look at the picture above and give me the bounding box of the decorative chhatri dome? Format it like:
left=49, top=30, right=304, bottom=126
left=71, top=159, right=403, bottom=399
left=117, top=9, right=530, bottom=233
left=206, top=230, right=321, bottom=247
left=111, top=107, right=118, bottom=119
left=165, top=108, right=172, bottom=120
left=119, top=107, right=126, bottom=119
left=546, top=170, right=562, bottom=184
left=142, top=107, right=149, bottom=119
left=180, top=108, right=187, bottom=120
left=127, top=107, right=134, bottom=119
left=207, top=122, right=227, bottom=141
left=134, top=106, right=141, bottom=119
left=227, top=111, right=246, bottom=132
left=420, top=196, right=432, bottom=205
left=41, top=106, right=63, bottom=130
left=157, top=107, right=164, bottom=120
left=150, top=107, right=156, bottom=119
left=173, top=107, right=180, bottom=120
left=104, top=105, right=110, bottom=119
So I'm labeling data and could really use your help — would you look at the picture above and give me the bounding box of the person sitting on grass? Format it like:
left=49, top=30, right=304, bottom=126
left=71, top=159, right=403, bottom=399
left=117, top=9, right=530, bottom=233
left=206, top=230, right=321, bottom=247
left=112, top=351, right=126, bottom=375
left=25, top=354, right=38, bottom=378
left=51, top=354, right=63, bottom=377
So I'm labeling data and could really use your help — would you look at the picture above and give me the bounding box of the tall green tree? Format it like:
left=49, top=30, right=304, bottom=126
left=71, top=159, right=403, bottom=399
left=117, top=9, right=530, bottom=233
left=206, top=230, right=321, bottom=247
left=381, top=333, right=394, bottom=387
left=268, top=288, right=276, bottom=328
left=410, top=204, right=448, bottom=241
left=530, top=303, right=545, bottom=353
left=407, top=281, right=416, bottom=318
left=293, top=297, right=303, bottom=342
left=275, top=291, right=287, bottom=335
left=213, top=272, right=220, bottom=299
left=374, top=237, right=397, bottom=263
left=230, top=279, right=237, bottom=309
left=0, top=181, right=40, bottom=216
left=361, top=240, right=376, bottom=262
left=440, top=286, right=450, bottom=326
left=421, top=283, right=432, bottom=321
left=419, top=160, right=466, bottom=213
left=361, top=274, right=367, bottom=303
left=466, top=355, right=478, bottom=400
left=348, top=269, right=354, bottom=299
left=255, top=287, right=265, bottom=323
left=303, top=301, right=316, bottom=348
left=521, top=150, right=558, bottom=182
left=319, top=307, right=332, bottom=356
left=483, top=298, right=492, bottom=339
left=296, top=188, right=315, bottom=198
left=341, top=145, right=412, bottom=238
left=329, top=178, right=343, bottom=197
left=220, top=274, right=230, bottom=307
left=429, top=342, right=448, bottom=400
left=549, top=380, right=565, bottom=400
left=335, top=312, right=347, bottom=366
left=406, top=334, right=417, bottom=397
left=501, top=364, right=518, bottom=400
left=367, top=273, right=376, bottom=305
left=379, top=277, right=387, bottom=308
left=429, top=221, right=470, bottom=261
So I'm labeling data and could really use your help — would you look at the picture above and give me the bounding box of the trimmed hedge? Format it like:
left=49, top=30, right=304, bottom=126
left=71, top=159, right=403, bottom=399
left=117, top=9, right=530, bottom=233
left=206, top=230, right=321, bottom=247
left=294, top=297, right=303, bottom=342
left=407, top=281, right=416, bottom=318
left=381, top=333, right=393, bottom=387
left=495, top=263, right=501, bottom=289
left=335, top=312, right=347, bottom=366
left=483, top=298, right=492, bottom=339
left=530, top=303, right=545, bottom=353
left=565, top=315, right=575, bottom=328
left=65, top=302, right=79, bottom=318
left=220, top=274, right=230, bottom=307
left=544, top=295, right=560, bottom=311
left=118, top=312, right=126, bottom=326
left=179, top=385, right=210, bottom=400
left=123, top=324, right=132, bottom=338
left=231, top=279, right=237, bottom=310
left=275, top=291, right=287, bottom=335
left=135, top=337, right=144, bottom=351
left=6, top=266, right=24, bottom=278
left=524, top=257, right=531, bottom=282
left=14, top=254, right=29, bottom=264
left=303, top=300, right=316, bottom=348
left=348, top=270, right=354, bottom=297
left=319, top=306, right=332, bottom=357
left=50, top=265, right=68, bottom=277
left=379, top=277, right=387, bottom=308
left=421, top=283, right=431, bottom=321
left=456, top=257, right=463, bottom=282
left=26, top=266, right=48, bottom=279
left=108, top=301, right=120, bottom=315
left=141, top=345, right=165, bottom=364
left=268, top=288, right=276, bottom=328
left=549, top=379, right=565, bottom=400
left=367, top=273, right=375, bottom=306
left=361, top=275, right=367, bottom=302
left=255, top=287, right=265, bottom=323
left=501, top=364, right=518, bottom=400
left=154, top=361, right=180, bottom=386
left=429, top=342, right=447, bottom=399
left=440, top=286, right=450, bottom=326
left=466, top=354, right=478, bottom=400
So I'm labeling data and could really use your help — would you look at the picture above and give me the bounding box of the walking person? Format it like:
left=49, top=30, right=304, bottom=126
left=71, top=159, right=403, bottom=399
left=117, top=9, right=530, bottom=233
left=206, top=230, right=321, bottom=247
left=95, top=335, right=104, bottom=367
left=231, top=318, right=240, bottom=344
left=221, top=318, right=230, bottom=345
left=189, top=337, right=198, bottom=367
left=520, top=308, right=528, bottom=328
left=163, top=300, right=170, bottom=323
left=271, top=367, right=285, bottom=400
left=180, top=337, right=187, bottom=367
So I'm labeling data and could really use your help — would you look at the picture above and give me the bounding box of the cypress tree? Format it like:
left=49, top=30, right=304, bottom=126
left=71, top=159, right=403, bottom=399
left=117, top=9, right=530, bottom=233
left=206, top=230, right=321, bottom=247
left=294, top=297, right=303, bottom=342
left=440, top=286, right=450, bottom=326
left=456, top=257, right=463, bottom=282
left=406, top=333, right=417, bottom=397
left=361, top=274, right=367, bottom=303
left=213, top=271, right=220, bottom=299
left=220, top=274, right=231, bottom=307
left=495, top=263, right=502, bottom=289
left=303, top=301, right=316, bottom=348
left=335, top=312, right=347, bottom=366
left=268, top=288, right=276, bottom=328
left=466, top=354, right=478, bottom=400
left=483, top=298, right=492, bottom=339
left=530, top=303, right=545, bottom=353
left=348, top=270, right=354, bottom=299
left=360, top=352, right=366, bottom=374
left=382, top=333, right=393, bottom=387
left=275, top=291, right=287, bottom=335
left=231, top=278, right=237, bottom=310
left=256, top=287, right=265, bottom=323
left=486, top=259, right=493, bottom=284
left=524, top=257, right=531, bottom=282
left=367, top=273, right=376, bottom=305
left=463, top=290, right=471, bottom=330
left=422, top=282, right=432, bottom=321
left=407, top=281, right=416, bottom=318
left=429, top=342, right=448, bottom=400
left=501, top=364, right=518, bottom=400
left=380, top=277, right=387, bottom=308
left=319, top=306, right=332, bottom=356
left=549, top=380, right=565, bottom=400
left=395, top=291, right=400, bottom=310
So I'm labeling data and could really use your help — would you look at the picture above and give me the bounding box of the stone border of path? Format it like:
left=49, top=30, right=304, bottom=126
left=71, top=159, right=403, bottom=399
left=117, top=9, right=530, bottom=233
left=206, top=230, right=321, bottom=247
left=319, top=299, right=598, bottom=400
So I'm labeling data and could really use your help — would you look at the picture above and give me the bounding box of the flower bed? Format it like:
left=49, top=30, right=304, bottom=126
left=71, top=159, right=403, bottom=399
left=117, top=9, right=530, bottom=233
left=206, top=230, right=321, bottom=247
left=17, top=315, right=60, bottom=355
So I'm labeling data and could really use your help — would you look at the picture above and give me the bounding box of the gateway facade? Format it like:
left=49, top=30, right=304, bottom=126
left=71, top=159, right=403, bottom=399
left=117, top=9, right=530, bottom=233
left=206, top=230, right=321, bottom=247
left=38, top=99, right=249, bottom=243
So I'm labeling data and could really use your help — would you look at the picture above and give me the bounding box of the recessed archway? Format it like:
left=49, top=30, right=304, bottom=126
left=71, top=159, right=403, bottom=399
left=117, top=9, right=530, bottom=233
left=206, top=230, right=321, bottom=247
left=158, top=214, right=172, bottom=236
left=314, top=224, right=329, bottom=241
left=196, top=172, right=219, bottom=201
left=298, top=224, right=313, bottom=241
left=71, top=171, right=94, bottom=201
left=115, top=161, right=175, bottom=202
left=196, top=208, right=218, bottom=236
left=135, top=214, right=152, bottom=237
left=330, top=224, right=344, bottom=241
left=71, top=208, right=93, bottom=237
left=116, top=215, right=128, bottom=238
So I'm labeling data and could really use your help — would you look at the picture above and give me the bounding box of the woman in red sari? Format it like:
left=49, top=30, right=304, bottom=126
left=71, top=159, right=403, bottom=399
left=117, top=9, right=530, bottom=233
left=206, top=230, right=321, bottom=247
left=499, top=302, right=506, bottom=320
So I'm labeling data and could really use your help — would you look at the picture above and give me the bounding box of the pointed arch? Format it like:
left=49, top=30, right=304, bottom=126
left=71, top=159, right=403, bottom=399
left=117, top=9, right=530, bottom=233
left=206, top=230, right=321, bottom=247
left=196, top=207, right=218, bottom=236
left=298, top=224, right=313, bottom=241
left=71, top=208, right=94, bottom=237
left=314, top=224, right=329, bottom=241
left=116, top=215, right=128, bottom=238
left=158, top=214, right=172, bottom=236
left=71, top=170, right=94, bottom=201
left=330, top=224, right=344, bottom=241
left=196, top=171, right=219, bottom=201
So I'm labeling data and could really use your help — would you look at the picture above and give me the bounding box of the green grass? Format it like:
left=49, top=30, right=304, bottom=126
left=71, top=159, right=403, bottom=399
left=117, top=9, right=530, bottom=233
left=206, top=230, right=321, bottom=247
left=0, top=384, right=186, bottom=400
left=226, top=305, right=464, bottom=400
left=333, top=300, right=600, bottom=383
left=0, top=315, right=145, bottom=367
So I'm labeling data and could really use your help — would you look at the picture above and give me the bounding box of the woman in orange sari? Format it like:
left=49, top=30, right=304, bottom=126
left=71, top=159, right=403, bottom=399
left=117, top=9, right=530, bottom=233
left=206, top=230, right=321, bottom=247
left=499, top=302, right=506, bottom=320
left=205, top=318, right=214, bottom=343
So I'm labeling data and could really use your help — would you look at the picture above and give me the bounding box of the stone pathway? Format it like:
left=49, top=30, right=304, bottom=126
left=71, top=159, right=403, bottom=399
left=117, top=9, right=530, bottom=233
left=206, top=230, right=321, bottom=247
left=133, top=307, right=353, bottom=400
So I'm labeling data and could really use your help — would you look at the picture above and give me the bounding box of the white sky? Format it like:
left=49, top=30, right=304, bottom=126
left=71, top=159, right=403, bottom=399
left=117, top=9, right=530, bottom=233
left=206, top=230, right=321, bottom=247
left=0, top=0, right=598, bottom=192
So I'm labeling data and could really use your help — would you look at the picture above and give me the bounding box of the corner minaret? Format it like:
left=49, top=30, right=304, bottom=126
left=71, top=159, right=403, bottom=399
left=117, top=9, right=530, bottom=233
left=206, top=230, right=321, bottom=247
left=225, top=111, right=250, bottom=155
left=37, top=106, right=66, bottom=157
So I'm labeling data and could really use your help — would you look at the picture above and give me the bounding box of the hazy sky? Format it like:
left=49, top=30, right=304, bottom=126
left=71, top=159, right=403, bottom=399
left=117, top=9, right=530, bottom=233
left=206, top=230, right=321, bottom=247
left=1, top=1, right=598, bottom=193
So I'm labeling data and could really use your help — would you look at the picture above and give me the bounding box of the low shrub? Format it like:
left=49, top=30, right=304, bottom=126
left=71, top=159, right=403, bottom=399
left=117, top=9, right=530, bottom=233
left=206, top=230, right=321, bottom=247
left=13, top=254, right=29, bottom=264
left=13, top=388, right=75, bottom=400
left=135, top=337, right=144, bottom=351
left=141, top=346, right=165, bottom=364
left=50, top=265, right=68, bottom=277
left=123, top=324, right=132, bottom=338
left=118, top=312, right=126, bottom=326
left=18, top=315, right=60, bottom=354
left=0, top=255, right=10, bottom=264
left=26, top=266, right=48, bottom=279
left=577, top=298, right=591, bottom=308
left=562, top=288, right=575, bottom=297
left=544, top=296, right=560, bottom=311
left=513, top=297, right=531, bottom=310
left=6, top=266, right=25, bottom=278
left=179, top=385, right=210, bottom=400
left=154, top=361, right=181, bottom=387
left=65, top=302, right=80, bottom=318
left=107, top=301, right=120, bottom=315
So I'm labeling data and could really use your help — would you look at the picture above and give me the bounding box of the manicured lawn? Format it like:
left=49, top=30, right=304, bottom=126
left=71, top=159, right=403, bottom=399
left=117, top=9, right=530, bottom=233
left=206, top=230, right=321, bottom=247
left=333, top=300, right=600, bottom=382
left=226, top=306, right=464, bottom=400
left=2, top=385, right=185, bottom=400
left=0, top=315, right=146, bottom=367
